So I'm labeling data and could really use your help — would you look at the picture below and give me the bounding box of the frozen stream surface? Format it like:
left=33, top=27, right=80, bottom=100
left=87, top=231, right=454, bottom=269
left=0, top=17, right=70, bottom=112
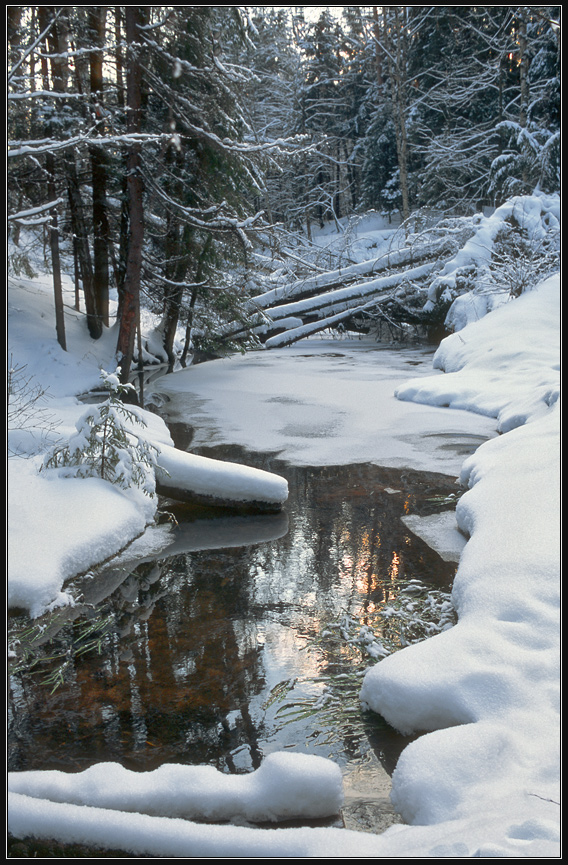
left=152, top=340, right=496, bottom=475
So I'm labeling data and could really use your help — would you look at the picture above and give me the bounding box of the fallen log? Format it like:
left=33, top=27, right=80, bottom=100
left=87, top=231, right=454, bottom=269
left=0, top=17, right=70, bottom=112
left=263, top=261, right=437, bottom=323
left=263, top=295, right=394, bottom=349
left=246, top=237, right=451, bottom=312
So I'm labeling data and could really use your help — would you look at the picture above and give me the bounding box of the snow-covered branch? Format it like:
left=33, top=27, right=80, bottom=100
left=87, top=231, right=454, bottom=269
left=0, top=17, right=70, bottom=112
left=8, top=199, right=65, bottom=222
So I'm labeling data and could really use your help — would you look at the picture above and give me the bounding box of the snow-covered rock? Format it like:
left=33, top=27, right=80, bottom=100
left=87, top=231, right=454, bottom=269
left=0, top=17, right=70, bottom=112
left=155, top=442, right=288, bottom=510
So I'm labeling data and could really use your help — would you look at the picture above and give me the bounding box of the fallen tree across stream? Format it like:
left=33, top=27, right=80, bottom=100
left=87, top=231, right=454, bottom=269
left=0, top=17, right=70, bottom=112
left=220, top=230, right=466, bottom=349
left=203, top=195, right=559, bottom=355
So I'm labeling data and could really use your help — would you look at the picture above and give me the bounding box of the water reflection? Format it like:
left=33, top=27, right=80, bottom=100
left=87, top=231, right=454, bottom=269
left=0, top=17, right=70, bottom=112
left=9, top=457, right=460, bottom=780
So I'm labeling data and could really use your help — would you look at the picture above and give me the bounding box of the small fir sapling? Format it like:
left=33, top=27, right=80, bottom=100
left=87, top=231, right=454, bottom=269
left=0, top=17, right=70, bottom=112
left=43, top=371, right=159, bottom=497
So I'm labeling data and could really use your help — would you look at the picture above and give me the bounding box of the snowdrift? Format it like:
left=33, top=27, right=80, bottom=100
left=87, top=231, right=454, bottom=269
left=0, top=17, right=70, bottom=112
left=8, top=753, right=343, bottom=824
left=359, top=274, right=560, bottom=853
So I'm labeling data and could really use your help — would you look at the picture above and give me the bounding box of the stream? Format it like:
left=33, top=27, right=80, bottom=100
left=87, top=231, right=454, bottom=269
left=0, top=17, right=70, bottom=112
left=8, top=343, right=490, bottom=839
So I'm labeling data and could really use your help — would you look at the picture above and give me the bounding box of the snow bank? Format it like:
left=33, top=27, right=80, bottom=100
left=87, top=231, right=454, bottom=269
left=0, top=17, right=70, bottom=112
left=7, top=754, right=375, bottom=859
left=8, top=274, right=287, bottom=616
left=8, top=792, right=383, bottom=859
left=155, top=442, right=288, bottom=509
left=7, top=459, right=154, bottom=617
left=360, top=273, right=560, bottom=855
left=397, top=275, right=560, bottom=432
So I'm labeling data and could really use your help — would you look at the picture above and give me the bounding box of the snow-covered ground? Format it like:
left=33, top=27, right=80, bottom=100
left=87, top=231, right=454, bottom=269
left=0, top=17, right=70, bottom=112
left=8, top=235, right=560, bottom=854
left=7, top=272, right=288, bottom=616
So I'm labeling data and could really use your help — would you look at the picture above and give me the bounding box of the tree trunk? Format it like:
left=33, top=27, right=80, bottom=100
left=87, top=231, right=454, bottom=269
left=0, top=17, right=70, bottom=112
left=47, top=157, right=67, bottom=352
left=372, top=7, right=383, bottom=88
left=383, top=7, right=410, bottom=223
left=113, top=7, right=129, bottom=310
left=66, top=156, right=102, bottom=337
left=38, top=7, right=66, bottom=351
left=116, top=7, right=146, bottom=383
left=89, top=7, right=110, bottom=328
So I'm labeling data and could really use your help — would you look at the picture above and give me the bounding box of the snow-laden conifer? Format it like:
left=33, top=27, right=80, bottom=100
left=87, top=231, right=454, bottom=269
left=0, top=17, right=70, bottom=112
left=43, top=371, right=158, bottom=498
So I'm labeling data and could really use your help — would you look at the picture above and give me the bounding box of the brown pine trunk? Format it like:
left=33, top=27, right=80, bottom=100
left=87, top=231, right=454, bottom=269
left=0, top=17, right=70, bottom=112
left=116, top=7, right=146, bottom=383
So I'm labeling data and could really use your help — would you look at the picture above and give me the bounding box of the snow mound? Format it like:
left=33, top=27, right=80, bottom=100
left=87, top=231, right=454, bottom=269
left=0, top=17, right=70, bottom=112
left=7, top=458, right=154, bottom=617
left=396, top=274, right=559, bottom=432
left=8, top=752, right=343, bottom=824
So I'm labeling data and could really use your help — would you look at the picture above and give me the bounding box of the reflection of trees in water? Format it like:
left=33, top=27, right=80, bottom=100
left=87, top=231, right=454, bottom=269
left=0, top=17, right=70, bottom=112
left=258, top=462, right=457, bottom=621
left=9, top=461, right=459, bottom=776
left=9, top=551, right=267, bottom=773
left=137, top=547, right=267, bottom=772
left=253, top=462, right=458, bottom=769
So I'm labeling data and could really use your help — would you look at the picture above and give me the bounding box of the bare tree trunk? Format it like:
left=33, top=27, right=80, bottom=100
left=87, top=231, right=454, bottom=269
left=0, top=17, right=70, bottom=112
left=383, top=6, right=411, bottom=223
left=47, top=161, right=67, bottom=352
left=66, top=157, right=102, bottom=337
left=116, top=7, right=146, bottom=383
left=38, top=7, right=66, bottom=351
left=372, top=6, right=383, bottom=88
left=113, top=7, right=130, bottom=318
left=517, top=10, right=529, bottom=130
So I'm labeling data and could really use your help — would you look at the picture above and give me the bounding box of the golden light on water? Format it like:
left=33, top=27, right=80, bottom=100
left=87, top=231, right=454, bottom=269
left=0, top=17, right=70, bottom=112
left=389, top=551, right=401, bottom=581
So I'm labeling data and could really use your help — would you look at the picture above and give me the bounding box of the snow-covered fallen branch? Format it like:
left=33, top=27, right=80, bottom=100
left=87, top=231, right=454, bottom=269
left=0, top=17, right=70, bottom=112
left=247, top=237, right=452, bottom=312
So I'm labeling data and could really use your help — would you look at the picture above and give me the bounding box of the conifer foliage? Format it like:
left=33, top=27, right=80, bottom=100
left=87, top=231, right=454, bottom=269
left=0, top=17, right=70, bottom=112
left=43, top=372, right=159, bottom=497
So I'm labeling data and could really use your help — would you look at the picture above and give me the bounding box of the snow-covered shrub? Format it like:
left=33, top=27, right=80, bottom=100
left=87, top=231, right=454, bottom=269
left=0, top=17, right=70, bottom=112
left=484, top=213, right=560, bottom=298
left=425, top=192, right=560, bottom=331
left=43, top=371, right=159, bottom=498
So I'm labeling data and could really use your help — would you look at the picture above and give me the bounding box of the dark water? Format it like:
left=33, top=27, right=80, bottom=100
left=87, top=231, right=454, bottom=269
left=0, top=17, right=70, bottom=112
left=8, top=449, right=461, bottom=783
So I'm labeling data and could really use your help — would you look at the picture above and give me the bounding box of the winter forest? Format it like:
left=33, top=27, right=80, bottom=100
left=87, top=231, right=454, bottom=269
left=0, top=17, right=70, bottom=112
left=8, top=5, right=561, bottom=859
left=8, top=6, right=560, bottom=369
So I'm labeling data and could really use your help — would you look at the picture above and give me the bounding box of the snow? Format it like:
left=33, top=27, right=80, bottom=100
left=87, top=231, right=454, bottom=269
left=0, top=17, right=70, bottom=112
left=400, top=511, right=467, bottom=563
left=8, top=231, right=560, bottom=855
left=8, top=459, right=154, bottom=617
left=8, top=272, right=287, bottom=616
left=397, top=275, right=560, bottom=433
left=155, top=342, right=497, bottom=473
left=359, top=275, right=560, bottom=856
left=8, top=752, right=344, bottom=823
left=155, top=442, right=288, bottom=506
left=424, top=192, right=560, bottom=327
left=7, top=792, right=382, bottom=859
